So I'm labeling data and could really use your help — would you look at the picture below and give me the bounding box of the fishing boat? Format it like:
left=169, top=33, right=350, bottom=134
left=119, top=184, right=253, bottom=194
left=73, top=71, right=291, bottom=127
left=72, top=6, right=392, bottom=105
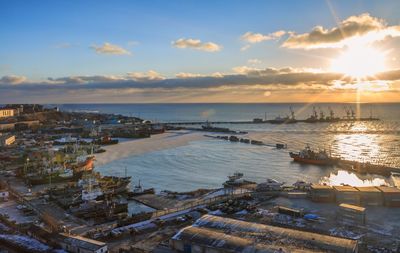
left=27, top=167, right=75, bottom=185
left=127, top=180, right=155, bottom=198
left=93, top=135, right=119, bottom=145
left=289, top=145, right=339, bottom=166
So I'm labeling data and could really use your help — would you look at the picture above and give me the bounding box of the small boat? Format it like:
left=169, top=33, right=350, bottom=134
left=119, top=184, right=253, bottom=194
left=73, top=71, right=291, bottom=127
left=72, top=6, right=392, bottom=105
left=93, top=135, right=119, bottom=145
left=223, top=172, right=256, bottom=188
left=127, top=181, right=155, bottom=198
left=289, top=145, right=339, bottom=166
left=256, top=178, right=284, bottom=191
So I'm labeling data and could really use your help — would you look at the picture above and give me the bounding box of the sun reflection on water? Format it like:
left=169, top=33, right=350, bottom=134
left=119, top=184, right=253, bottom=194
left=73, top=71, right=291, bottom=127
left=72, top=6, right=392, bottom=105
left=320, top=170, right=389, bottom=187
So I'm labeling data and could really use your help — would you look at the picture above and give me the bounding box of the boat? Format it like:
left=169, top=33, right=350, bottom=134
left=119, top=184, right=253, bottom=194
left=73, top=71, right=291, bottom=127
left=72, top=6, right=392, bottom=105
left=70, top=156, right=95, bottom=175
left=27, top=167, right=75, bottom=185
left=100, top=176, right=131, bottom=195
left=70, top=200, right=128, bottom=218
left=127, top=180, right=155, bottom=197
left=93, top=135, right=119, bottom=145
left=223, top=172, right=256, bottom=188
left=289, top=145, right=339, bottom=166
left=256, top=178, right=284, bottom=191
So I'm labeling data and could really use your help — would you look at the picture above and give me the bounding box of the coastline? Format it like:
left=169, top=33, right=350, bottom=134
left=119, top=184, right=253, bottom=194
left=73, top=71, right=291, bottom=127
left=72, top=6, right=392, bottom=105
left=94, top=130, right=206, bottom=166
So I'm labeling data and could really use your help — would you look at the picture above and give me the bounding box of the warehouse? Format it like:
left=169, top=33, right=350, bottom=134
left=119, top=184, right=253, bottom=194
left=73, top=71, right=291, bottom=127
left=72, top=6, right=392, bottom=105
left=377, top=186, right=400, bottom=207
left=333, top=186, right=360, bottom=205
left=310, top=184, right=335, bottom=202
left=355, top=186, right=383, bottom=206
left=337, top=203, right=366, bottom=225
left=172, top=215, right=358, bottom=253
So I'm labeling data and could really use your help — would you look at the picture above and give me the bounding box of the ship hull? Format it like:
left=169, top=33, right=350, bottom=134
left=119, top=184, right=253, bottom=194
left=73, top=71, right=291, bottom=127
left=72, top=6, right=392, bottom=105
left=290, top=153, right=337, bottom=166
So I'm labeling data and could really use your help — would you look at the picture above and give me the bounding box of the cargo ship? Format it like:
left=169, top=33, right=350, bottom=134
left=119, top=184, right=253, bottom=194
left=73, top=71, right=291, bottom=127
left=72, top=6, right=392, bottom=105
left=289, top=145, right=339, bottom=166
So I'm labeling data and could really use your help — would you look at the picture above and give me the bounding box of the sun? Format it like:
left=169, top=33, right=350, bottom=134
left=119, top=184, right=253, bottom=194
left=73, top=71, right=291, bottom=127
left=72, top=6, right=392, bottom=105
left=330, top=45, right=386, bottom=79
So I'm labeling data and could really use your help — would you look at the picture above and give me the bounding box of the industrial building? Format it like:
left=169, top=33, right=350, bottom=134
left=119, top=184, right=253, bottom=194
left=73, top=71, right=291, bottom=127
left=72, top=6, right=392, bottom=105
left=337, top=203, right=366, bottom=225
left=310, top=184, right=334, bottom=202
left=333, top=186, right=360, bottom=205
left=377, top=186, right=400, bottom=207
left=170, top=215, right=358, bottom=253
left=355, top=186, right=383, bottom=206
left=58, top=233, right=108, bottom=253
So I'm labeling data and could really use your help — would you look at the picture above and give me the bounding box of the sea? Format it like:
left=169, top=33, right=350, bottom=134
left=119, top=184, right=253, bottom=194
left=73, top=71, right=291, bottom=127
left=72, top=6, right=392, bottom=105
left=57, top=103, right=400, bottom=193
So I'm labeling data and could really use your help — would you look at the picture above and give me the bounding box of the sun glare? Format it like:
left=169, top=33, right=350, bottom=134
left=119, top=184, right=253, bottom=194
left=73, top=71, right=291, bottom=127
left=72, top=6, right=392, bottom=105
left=330, top=45, right=386, bottom=79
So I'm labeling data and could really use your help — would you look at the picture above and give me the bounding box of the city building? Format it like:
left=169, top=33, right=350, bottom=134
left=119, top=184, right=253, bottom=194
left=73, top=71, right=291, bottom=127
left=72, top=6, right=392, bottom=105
left=58, top=233, right=108, bottom=253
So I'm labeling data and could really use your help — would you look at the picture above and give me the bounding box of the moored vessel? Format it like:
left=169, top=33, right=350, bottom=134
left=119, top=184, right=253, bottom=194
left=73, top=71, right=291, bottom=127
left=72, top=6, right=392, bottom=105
left=289, top=145, right=339, bottom=166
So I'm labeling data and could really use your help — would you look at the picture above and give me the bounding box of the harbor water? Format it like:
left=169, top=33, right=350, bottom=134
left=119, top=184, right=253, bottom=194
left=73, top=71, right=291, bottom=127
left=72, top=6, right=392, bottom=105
left=59, top=103, right=400, bottom=192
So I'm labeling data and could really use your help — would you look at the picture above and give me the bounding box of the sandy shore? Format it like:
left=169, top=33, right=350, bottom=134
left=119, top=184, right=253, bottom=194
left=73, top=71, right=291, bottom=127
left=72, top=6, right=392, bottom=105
left=94, top=130, right=205, bottom=166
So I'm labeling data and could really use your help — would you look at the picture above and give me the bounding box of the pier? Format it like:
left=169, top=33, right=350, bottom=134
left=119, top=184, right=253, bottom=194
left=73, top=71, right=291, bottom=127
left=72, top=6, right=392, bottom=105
left=153, top=117, right=379, bottom=126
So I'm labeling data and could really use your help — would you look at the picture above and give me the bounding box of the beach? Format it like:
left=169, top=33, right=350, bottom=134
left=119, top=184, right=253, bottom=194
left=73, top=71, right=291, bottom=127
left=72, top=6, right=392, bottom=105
left=94, top=130, right=206, bottom=166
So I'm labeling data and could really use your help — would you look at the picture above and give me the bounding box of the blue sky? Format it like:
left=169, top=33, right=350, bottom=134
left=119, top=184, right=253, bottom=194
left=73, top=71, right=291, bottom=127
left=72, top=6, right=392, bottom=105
left=1, top=0, right=400, bottom=102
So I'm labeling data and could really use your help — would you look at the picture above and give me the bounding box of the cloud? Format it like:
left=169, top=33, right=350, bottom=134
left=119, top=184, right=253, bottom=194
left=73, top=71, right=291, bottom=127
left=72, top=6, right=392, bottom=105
left=282, top=13, right=400, bottom=49
left=176, top=72, right=224, bottom=78
left=241, top=30, right=286, bottom=43
left=248, top=59, right=262, bottom=65
left=172, top=38, right=222, bottom=52
left=126, top=70, right=165, bottom=81
left=91, top=42, right=131, bottom=55
left=2, top=67, right=400, bottom=103
left=0, top=75, right=27, bottom=85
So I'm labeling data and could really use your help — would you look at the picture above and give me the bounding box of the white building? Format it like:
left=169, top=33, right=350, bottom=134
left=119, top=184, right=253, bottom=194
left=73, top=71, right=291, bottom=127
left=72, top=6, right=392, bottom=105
left=0, top=109, right=14, bottom=118
left=0, top=134, right=15, bottom=146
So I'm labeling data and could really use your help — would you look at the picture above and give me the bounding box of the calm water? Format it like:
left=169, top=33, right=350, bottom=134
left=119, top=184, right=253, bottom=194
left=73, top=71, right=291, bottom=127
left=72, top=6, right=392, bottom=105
left=58, top=103, right=400, bottom=192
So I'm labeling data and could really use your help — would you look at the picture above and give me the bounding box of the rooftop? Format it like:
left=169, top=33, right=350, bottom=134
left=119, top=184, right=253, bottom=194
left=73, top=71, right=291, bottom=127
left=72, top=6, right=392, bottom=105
left=311, top=184, right=332, bottom=190
left=333, top=185, right=359, bottom=192
left=355, top=186, right=381, bottom=193
left=376, top=186, right=400, bottom=193
left=59, top=233, right=106, bottom=251
left=339, top=203, right=366, bottom=212
left=189, top=215, right=358, bottom=252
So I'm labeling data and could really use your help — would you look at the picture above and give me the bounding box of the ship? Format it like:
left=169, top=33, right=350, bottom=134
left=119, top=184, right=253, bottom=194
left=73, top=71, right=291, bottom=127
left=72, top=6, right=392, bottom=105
left=223, top=172, right=256, bottom=188
left=93, top=135, right=119, bottom=145
left=289, top=145, right=339, bottom=166
left=256, top=178, right=284, bottom=191
left=127, top=180, right=155, bottom=198
left=270, top=107, right=297, bottom=124
left=70, top=199, right=128, bottom=218
left=27, top=167, right=75, bottom=185
left=70, top=156, right=95, bottom=176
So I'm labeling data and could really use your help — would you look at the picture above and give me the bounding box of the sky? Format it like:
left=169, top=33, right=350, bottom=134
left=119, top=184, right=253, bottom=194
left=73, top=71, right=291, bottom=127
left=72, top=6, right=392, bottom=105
left=1, top=0, right=400, bottom=103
